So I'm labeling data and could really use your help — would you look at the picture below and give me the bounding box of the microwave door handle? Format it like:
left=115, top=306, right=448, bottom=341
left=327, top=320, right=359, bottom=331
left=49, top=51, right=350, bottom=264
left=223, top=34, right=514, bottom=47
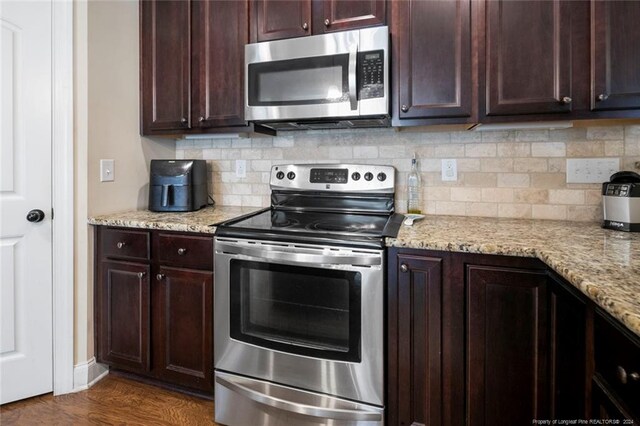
left=348, top=43, right=358, bottom=110
left=216, top=375, right=382, bottom=422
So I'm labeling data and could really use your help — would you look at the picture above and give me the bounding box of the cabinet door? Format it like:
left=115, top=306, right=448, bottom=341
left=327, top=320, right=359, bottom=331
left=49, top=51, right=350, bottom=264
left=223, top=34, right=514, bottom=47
left=388, top=250, right=444, bottom=426
left=591, top=0, right=640, bottom=111
left=253, top=0, right=312, bottom=42
left=549, top=275, right=588, bottom=419
left=155, top=266, right=213, bottom=392
left=466, top=264, right=549, bottom=426
left=393, top=0, right=472, bottom=123
left=484, top=0, right=572, bottom=116
left=140, top=0, right=191, bottom=134
left=192, top=0, right=248, bottom=128
left=313, top=0, right=385, bottom=34
left=98, top=261, right=151, bottom=373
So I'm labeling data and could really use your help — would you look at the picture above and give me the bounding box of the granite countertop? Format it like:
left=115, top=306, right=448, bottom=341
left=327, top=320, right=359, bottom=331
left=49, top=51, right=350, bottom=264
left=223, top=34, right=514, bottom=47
left=89, top=208, right=640, bottom=338
left=88, top=206, right=261, bottom=234
left=388, top=215, right=640, bottom=339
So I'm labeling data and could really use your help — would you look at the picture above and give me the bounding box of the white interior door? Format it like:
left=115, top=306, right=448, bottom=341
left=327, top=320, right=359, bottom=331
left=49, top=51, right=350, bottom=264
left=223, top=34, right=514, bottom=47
left=0, top=0, right=53, bottom=404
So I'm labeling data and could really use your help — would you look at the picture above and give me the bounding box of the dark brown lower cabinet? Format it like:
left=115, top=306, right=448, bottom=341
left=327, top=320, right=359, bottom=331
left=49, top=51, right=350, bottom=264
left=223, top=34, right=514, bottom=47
left=464, top=262, right=550, bottom=426
left=95, top=227, right=214, bottom=393
left=387, top=252, right=445, bottom=426
left=98, top=260, right=151, bottom=373
left=155, top=266, right=213, bottom=391
left=388, top=248, right=595, bottom=426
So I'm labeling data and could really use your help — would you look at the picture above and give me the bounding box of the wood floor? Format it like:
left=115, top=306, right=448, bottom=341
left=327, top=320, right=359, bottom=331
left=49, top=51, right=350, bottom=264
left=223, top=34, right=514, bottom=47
left=0, top=374, right=217, bottom=425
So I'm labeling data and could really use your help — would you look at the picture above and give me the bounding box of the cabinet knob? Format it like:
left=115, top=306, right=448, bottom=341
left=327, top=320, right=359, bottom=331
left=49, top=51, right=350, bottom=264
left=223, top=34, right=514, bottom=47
left=199, top=116, right=205, bottom=123
left=561, top=96, right=572, bottom=104
left=400, top=263, right=409, bottom=273
left=180, top=117, right=187, bottom=124
left=137, top=272, right=146, bottom=279
left=597, top=93, right=609, bottom=102
left=177, top=248, right=187, bottom=255
left=156, top=273, right=165, bottom=281
left=324, top=18, right=330, bottom=26
left=617, top=366, right=640, bottom=385
left=116, top=242, right=126, bottom=249
left=401, top=105, right=409, bottom=113
left=302, top=22, right=308, bottom=30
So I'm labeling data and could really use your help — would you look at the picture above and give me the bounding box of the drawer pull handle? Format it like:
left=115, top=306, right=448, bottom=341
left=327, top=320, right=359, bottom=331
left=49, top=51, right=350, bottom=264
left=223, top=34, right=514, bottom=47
left=156, top=274, right=165, bottom=281
left=400, top=263, right=408, bottom=273
left=116, top=242, right=126, bottom=249
left=617, top=366, right=640, bottom=385
left=137, top=272, right=146, bottom=279
left=177, top=248, right=187, bottom=255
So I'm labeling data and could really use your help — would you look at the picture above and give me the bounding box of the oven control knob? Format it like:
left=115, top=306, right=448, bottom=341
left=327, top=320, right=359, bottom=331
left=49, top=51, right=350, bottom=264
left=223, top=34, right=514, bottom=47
left=351, top=172, right=361, bottom=181
left=276, top=171, right=285, bottom=180
left=364, top=172, right=373, bottom=181
left=287, top=171, right=296, bottom=180
left=377, top=172, right=387, bottom=182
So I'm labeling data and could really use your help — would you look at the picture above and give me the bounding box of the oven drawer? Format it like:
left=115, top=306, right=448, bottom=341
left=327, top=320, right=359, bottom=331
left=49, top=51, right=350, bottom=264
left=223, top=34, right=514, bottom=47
left=594, top=311, right=640, bottom=419
left=215, top=371, right=384, bottom=426
left=101, top=228, right=150, bottom=261
left=156, top=232, right=213, bottom=270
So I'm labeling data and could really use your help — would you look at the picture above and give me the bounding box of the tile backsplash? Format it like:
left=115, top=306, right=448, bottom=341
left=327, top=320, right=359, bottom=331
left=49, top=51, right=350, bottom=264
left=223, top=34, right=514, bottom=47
left=176, top=125, right=640, bottom=222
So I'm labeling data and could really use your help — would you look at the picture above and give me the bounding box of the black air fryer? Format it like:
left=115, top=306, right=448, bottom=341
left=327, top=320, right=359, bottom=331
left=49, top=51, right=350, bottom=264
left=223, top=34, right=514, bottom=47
left=149, top=160, right=208, bottom=212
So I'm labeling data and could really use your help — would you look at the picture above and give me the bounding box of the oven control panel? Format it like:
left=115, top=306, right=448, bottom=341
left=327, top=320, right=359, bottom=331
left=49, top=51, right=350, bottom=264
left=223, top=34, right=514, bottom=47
left=271, top=164, right=395, bottom=193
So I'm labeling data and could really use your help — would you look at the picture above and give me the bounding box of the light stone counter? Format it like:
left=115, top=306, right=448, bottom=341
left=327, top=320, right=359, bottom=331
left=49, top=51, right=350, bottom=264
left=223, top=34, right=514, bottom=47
left=387, top=215, right=640, bottom=339
left=88, top=206, right=261, bottom=234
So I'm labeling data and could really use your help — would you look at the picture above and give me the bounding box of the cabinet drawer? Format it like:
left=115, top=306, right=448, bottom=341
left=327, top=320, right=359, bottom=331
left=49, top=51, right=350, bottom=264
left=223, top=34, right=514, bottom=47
left=155, top=232, right=213, bottom=270
left=594, top=312, right=640, bottom=419
left=101, top=228, right=150, bottom=261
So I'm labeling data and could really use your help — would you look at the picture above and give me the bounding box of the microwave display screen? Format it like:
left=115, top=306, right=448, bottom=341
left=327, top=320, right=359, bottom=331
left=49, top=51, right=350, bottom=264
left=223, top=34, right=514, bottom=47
left=248, top=54, right=350, bottom=106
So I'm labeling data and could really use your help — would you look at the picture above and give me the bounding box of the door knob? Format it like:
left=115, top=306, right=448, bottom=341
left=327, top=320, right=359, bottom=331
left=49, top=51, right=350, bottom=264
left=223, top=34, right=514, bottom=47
left=156, top=274, right=165, bottom=281
left=324, top=18, right=331, bottom=26
left=302, top=22, right=308, bottom=30
left=561, top=96, right=572, bottom=104
left=400, top=263, right=409, bottom=273
left=26, top=209, right=45, bottom=223
left=597, top=93, right=609, bottom=102
left=401, top=105, right=409, bottom=113
left=177, top=248, right=187, bottom=255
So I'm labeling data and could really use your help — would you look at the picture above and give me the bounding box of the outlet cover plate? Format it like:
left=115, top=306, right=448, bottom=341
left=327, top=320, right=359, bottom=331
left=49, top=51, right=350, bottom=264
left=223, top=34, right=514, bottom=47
left=235, top=159, right=247, bottom=178
left=442, top=159, right=457, bottom=181
left=566, top=158, right=619, bottom=183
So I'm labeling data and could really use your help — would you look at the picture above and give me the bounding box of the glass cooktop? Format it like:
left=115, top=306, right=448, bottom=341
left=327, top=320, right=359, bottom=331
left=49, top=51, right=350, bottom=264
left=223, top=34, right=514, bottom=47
left=215, top=208, right=403, bottom=249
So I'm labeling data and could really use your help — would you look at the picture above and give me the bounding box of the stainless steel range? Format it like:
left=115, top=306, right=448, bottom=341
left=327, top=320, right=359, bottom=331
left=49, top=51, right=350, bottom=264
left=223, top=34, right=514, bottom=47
left=213, top=164, right=402, bottom=426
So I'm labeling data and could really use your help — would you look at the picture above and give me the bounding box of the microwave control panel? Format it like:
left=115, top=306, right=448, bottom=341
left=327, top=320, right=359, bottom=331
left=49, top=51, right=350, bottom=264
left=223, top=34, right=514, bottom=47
left=358, top=50, right=384, bottom=100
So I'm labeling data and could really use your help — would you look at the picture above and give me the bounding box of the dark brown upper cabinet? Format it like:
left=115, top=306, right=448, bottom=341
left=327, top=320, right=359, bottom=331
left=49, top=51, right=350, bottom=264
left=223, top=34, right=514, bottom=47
left=483, top=0, right=573, bottom=117
left=591, top=0, right=640, bottom=112
left=392, top=0, right=474, bottom=126
left=140, top=1, right=191, bottom=134
left=140, top=0, right=249, bottom=136
left=313, top=0, right=386, bottom=34
left=251, top=0, right=385, bottom=42
left=253, top=0, right=312, bottom=41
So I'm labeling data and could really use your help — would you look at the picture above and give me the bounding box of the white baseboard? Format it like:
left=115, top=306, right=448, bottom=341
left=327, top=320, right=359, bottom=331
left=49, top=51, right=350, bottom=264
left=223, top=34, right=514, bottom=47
left=73, top=357, right=109, bottom=392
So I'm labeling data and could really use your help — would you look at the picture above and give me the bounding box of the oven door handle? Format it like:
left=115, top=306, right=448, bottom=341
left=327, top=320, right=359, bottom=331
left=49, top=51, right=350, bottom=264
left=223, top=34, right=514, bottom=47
left=216, top=241, right=381, bottom=266
left=216, top=375, right=382, bottom=422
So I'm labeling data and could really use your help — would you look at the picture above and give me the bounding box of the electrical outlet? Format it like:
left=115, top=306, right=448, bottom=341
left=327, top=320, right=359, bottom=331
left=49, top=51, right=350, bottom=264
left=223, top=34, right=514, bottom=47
left=235, top=159, right=247, bottom=178
left=566, top=158, right=619, bottom=183
left=100, top=159, right=115, bottom=182
left=441, top=159, right=457, bottom=181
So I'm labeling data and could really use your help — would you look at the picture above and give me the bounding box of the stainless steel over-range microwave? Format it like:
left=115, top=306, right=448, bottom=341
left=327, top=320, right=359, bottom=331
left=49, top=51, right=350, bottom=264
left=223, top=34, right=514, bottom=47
left=245, top=26, right=389, bottom=130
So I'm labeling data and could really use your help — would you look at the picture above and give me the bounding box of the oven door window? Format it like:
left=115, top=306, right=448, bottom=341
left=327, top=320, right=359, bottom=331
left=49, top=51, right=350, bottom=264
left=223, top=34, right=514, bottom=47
left=230, top=260, right=361, bottom=362
left=248, top=54, right=349, bottom=106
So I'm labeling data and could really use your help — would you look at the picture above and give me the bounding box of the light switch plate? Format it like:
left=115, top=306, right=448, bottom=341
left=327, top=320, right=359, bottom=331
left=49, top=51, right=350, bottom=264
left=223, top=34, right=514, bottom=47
left=566, top=158, right=619, bottom=183
left=100, top=159, right=115, bottom=182
left=442, top=159, right=457, bottom=181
